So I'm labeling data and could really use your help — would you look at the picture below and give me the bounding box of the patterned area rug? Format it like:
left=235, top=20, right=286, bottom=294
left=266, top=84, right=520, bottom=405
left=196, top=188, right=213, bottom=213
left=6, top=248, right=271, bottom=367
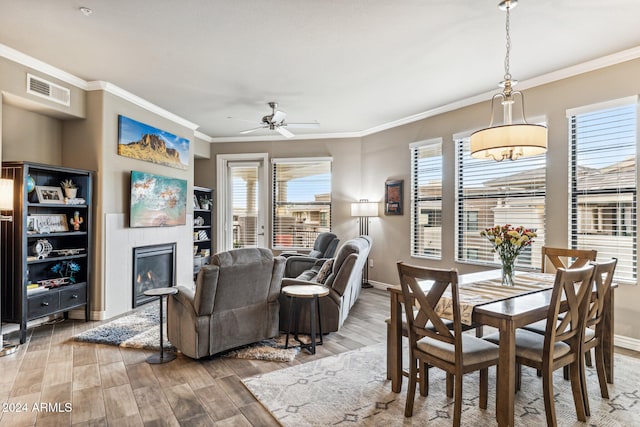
left=73, top=304, right=299, bottom=362
left=243, top=342, right=640, bottom=426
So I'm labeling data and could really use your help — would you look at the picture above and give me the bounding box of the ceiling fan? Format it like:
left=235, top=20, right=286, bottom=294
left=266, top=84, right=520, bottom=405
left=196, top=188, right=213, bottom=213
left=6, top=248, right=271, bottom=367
left=233, top=102, right=320, bottom=138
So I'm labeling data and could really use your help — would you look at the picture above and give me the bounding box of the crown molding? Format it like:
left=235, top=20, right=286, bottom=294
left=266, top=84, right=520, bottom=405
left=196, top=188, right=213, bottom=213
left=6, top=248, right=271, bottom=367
left=194, top=130, right=213, bottom=142
left=208, top=131, right=362, bottom=143
left=2, top=41, right=639, bottom=142
left=355, top=45, right=640, bottom=138
left=86, top=81, right=199, bottom=130
left=0, top=43, right=88, bottom=89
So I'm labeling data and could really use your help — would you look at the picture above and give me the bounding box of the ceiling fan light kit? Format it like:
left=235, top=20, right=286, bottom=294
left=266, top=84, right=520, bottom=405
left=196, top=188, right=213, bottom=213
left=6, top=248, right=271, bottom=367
left=234, top=102, right=319, bottom=138
left=470, top=0, right=548, bottom=161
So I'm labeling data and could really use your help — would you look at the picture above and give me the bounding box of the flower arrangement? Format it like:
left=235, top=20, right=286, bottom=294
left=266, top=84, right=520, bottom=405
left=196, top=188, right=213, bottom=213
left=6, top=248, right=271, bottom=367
left=480, top=224, right=537, bottom=286
left=51, top=260, right=81, bottom=284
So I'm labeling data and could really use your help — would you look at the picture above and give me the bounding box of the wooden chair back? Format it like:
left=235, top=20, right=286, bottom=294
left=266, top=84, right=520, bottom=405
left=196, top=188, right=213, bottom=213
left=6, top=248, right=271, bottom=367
left=543, top=265, right=595, bottom=357
left=586, top=258, right=617, bottom=330
left=396, top=262, right=462, bottom=358
left=541, top=246, right=597, bottom=273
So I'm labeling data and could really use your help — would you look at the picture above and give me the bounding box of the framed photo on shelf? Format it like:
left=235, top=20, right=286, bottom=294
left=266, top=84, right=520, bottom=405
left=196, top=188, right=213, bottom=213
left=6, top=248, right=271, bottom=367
left=35, top=186, right=64, bottom=204
left=385, top=179, right=403, bottom=215
left=193, top=195, right=200, bottom=209
left=29, top=214, right=69, bottom=233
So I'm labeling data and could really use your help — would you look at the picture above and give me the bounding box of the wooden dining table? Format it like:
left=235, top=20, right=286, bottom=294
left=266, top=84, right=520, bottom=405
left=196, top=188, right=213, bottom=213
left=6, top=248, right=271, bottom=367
left=387, top=269, right=615, bottom=427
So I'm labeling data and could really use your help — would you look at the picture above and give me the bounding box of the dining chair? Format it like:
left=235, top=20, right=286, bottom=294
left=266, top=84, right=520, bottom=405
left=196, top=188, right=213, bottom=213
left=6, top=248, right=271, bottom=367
left=396, top=262, right=500, bottom=426
left=541, top=246, right=597, bottom=273
left=524, top=259, right=618, bottom=416
left=483, top=265, right=595, bottom=427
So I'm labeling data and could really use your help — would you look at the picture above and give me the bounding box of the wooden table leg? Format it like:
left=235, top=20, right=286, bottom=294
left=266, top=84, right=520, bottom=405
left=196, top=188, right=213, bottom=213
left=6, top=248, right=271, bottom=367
left=389, top=291, right=402, bottom=393
left=496, top=321, right=516, bottom=427
left=603, top=287, right=615, bottom=384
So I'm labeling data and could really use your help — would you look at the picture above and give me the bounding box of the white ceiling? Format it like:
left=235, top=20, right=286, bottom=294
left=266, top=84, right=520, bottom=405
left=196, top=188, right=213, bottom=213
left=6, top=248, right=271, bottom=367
left=0, top=0, right=639, bottom=142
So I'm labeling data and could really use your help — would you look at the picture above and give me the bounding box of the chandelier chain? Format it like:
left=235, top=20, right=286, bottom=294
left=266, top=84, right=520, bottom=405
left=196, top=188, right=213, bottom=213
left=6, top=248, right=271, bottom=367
left=504, top=3, right=512, bottom=82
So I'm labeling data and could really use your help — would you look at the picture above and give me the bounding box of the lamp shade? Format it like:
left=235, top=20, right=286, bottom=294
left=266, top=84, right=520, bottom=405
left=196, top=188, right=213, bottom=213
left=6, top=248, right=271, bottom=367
left=0, top=178, right=13, bottom=210
left=470, top=123, right=547, bottom=161
left=351, top=201, right=378, bottom=217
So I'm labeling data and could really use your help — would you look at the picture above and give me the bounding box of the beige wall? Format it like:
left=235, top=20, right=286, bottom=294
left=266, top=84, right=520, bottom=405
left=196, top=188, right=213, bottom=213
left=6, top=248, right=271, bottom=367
left=358, top=58, right=640, bottom=340
left=200, top=58, right=640, bottom=342
left=63, top=90, right=195, bottom=317
left=0, top=56, right=197, bottom=318
left=2, top=103, right=63, bottom=164
left=1, top=49, right=640, bottom=341
left=203, top=137, right=363, bottom=254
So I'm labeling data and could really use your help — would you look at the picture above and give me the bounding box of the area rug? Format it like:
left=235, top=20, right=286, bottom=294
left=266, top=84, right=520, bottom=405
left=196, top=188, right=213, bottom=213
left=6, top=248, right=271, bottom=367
left=73, top=304, right=299, bottom=362
left=242, top=342, right=640, bottom=426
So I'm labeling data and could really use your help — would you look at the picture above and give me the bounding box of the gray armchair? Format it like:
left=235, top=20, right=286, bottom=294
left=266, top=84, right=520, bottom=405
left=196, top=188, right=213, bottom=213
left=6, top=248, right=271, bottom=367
left=282, top=232, right=340, bottom=278
left=279, top=235, right=372, bottom=334
left=167, top=248, right=285, bottom=359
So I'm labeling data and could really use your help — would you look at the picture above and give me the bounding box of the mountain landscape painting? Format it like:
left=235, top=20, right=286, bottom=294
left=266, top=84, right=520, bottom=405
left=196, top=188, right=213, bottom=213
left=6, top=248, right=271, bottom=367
left=118, top=115, right=190, bottom=169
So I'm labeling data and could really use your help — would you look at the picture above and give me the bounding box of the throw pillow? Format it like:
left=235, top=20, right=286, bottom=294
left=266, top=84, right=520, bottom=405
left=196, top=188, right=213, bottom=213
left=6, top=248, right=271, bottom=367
left=315, top=259, right=334, bottom=284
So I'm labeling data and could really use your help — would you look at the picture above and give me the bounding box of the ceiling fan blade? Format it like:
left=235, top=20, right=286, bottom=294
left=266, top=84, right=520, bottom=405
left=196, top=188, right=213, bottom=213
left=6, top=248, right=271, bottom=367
left=239, top=126, right=265, bottom=134
left=276, top=126, right=295, bottom=138
left=272, top=110, right=287, bottom=125
left=285, top=122, right=320, bottom=129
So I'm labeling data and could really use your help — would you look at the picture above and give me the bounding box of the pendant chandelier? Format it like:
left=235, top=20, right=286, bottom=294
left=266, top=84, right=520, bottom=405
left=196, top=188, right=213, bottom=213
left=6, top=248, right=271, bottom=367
left=470, top=0, right=547, bottom=161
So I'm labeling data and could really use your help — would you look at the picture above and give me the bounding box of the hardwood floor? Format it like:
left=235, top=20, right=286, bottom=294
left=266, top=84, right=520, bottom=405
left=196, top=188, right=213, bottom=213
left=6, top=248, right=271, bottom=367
left=2, top=287, right=638, bottom=426
left=0, top=288, right=389, bottom=426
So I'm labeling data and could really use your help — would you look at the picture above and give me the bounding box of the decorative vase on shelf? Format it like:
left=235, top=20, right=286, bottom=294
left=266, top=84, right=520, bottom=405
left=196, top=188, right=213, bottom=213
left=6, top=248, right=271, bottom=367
left=64, top=188, right=78, bottom=199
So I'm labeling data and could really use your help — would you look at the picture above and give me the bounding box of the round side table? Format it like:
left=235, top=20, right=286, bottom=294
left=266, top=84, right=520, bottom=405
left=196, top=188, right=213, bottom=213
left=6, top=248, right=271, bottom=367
left=143, top=287, right=178, bottom=364
left=282, top=284, right=330, bottom=355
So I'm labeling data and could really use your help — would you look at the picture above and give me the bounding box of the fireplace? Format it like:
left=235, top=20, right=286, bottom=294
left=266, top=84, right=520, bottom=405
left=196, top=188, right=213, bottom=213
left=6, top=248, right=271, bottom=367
left=132, top=243, right=176, bottom=307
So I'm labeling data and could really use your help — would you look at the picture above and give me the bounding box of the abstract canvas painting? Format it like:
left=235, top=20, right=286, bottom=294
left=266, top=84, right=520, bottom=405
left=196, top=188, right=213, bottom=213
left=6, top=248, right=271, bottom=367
left=130, top=171, right=187, bottom=227
left=118, top=115, right=190, bottom=170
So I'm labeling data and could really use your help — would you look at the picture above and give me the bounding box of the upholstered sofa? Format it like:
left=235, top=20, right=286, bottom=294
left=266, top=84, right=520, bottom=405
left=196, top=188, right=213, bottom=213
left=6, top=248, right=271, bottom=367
left=282, top=232, right=340, bottom=278
left=167, top=248, right=285, bottom=359
left=279, top=235, right=372, bottom=334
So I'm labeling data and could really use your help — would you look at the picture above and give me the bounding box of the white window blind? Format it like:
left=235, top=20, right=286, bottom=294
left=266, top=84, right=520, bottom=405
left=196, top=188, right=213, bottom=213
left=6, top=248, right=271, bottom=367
left=411, top=139, right=442, bottom=258
left=570, top=102, right=637, bottom=282
left=456, top=138, right=546, bottom=267
left=272, top=159, right=332, bottom=249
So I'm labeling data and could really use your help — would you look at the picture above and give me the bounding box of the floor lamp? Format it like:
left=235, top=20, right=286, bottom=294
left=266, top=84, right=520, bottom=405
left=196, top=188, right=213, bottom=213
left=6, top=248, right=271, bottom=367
left=0, top=178, right=18, bottom=357
left=351, top=199, right=377, bottom=288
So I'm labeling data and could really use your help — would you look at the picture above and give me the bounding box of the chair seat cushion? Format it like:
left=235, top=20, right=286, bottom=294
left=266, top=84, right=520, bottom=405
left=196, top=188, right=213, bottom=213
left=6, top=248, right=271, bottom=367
left=483, top=329, right=571, bottom=363
left=416, top=334, right=499, bottom=366
left=523, top=320, right=597, bottom=343
left=584, top=327, right=595, bottom=341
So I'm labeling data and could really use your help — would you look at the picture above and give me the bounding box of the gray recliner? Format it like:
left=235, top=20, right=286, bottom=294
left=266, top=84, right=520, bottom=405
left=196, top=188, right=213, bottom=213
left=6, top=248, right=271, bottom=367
left=279, top=235, right=372, bottom=334
left=167, top=248, right=285, bottom=359
left=282, top=232, right=340, bottom=278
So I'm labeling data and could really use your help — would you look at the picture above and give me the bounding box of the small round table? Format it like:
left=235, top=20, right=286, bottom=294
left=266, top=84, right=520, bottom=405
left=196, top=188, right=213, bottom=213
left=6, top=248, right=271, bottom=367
left=282, top=284, right=330, bottom=355
left=143, top=287, right=178, bottom=364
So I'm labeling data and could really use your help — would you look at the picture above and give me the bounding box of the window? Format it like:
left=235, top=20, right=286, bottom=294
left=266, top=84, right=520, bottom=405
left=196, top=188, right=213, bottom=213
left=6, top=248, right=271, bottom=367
left=272, top=158, right=332, bottom=249
left=411, top=139, right=442, bottom=258
left=456, top=138, right=546, bottom=267
left=569, top=98, right=637, bottom=282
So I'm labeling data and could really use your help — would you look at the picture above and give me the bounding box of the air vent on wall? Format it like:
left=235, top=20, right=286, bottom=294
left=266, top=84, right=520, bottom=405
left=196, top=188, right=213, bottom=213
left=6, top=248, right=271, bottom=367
left=26, top=73, right=71, bottom=106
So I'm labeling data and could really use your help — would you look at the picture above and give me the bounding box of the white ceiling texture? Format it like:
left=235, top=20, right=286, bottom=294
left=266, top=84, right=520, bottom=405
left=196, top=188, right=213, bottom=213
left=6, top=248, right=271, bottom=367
left=0, top=0, right=639, bottom=142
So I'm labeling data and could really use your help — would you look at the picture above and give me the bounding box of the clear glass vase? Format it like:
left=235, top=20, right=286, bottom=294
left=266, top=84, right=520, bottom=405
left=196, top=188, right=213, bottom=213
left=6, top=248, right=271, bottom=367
left=501, top=259, right=515, bottom=287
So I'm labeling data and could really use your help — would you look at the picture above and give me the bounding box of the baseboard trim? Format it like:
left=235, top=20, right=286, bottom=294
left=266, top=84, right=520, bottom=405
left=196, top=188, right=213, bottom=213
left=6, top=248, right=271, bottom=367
left=614, top=334, right=640, bottom=352
left=365, top=279, right=639, bottom=352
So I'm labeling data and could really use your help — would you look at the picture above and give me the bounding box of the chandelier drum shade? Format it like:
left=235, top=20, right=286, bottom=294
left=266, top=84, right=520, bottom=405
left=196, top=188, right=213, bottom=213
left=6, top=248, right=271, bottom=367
left=470, top=0, right=547, bottom=161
